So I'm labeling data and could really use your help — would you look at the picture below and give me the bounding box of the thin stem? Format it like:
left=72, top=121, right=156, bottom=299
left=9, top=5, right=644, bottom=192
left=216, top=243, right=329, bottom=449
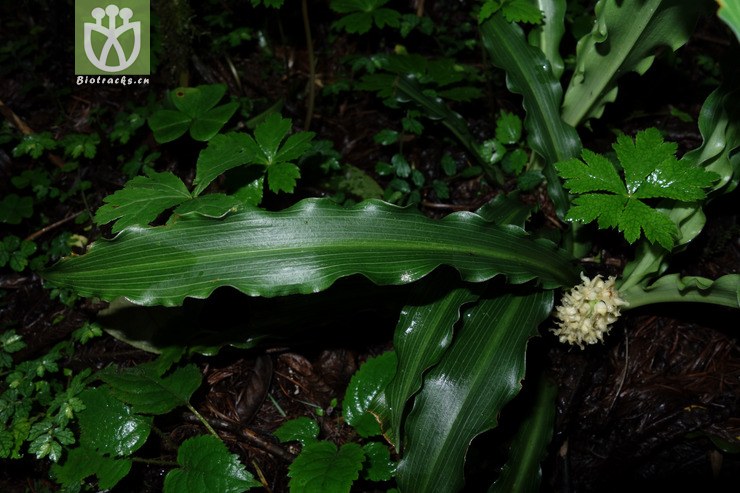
left=301, top=0, right=316, bottom=130
left=186, top=403, right=220, bottom=438
left=131, top=457, right=179, bottom=467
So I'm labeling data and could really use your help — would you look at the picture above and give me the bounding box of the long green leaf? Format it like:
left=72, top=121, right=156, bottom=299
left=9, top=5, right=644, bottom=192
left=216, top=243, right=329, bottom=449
left=488, top=377, right=557, bottom=493
left=396, top=288, right=553, bottom=493
left=480, top=15, right=581, bottom=217
left=621, top=273, right=740, bottom=309
left=42, top=199, right=579, bottom=307
left=530, top=0, right=567, bottom=80
left=372, top=272, right=479, bottom=448
left=561, top=0, right=707, bottom=127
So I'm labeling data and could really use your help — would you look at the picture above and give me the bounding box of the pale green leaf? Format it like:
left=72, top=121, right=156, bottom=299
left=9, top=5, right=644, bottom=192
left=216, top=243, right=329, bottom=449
left=288, top=441, right=364, bottom=493
left=94, top=171, right=191, bottom=233
left=562, top=0, right=706, bottom=126
left=529, top=0, right=567, bottom=79
left=620, top=273, right=740, bottom=309
left=164, top=435, right=261, bottom=493
left=717, top=0, right=740, bottom=43
left=43, top=199, right=581, bottom=307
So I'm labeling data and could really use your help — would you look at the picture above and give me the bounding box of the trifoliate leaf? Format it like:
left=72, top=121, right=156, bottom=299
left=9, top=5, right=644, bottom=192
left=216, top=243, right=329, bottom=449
left=77, top=387, right=151, bottom=456
left=362, top=442, right=396, bottom=481
left=148, top=109, right=191, bottom=143
left=172, top=85, right=228, bottom=117
left=61, top=133, right=100, bottom=159
left=190, top=102, right=240, bottom=142
left=495, top=111, right=522, bottom=144
left=1, top=330, right=26, bottom=354
left=556, top=128, right=718, bottom=250
left=288, top=441, right=365, bottom=493
left=97, top=363, right=202, bottom=415
left=52, top=445, right=132, bottom=490
left=274, top=417, right=320, bottom=447
left=12, top=132, right=57, bottom=158
left=0, top=194, right=34, bottom=224
left=331, top=0, right=399, bottom=34
left=164, top=435, right=261, bottom=493
left=149, top=85, right=238, bottom=143
left=343, top=351, right=396, bottom=438
left=94, top=170, right=191, bottom=233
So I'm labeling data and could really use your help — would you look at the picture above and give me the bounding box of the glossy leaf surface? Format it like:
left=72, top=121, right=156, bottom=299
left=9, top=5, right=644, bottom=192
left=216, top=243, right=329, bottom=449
left=396, top=288, right=553, bottom=493
left=43, top=199, right=580, bottom=307
left=288, top=441, right=365, bottom=493
left=77, top=387, right=151, bottom=456
left=97, top=363, right=202, bottom=415
left=373, top=273, right=478, bottom=448
left=164, top=435, right=261, bottom=493
left=488, top=378, right=557, bottom=493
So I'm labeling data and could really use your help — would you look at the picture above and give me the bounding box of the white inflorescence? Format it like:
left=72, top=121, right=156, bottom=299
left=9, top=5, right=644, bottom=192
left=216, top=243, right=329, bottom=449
left=551, top=273, right=627, bottom=349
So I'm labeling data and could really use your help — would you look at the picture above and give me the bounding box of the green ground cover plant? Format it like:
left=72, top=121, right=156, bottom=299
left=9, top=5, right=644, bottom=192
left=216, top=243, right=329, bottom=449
left=1, top=0, right=739, bottom=491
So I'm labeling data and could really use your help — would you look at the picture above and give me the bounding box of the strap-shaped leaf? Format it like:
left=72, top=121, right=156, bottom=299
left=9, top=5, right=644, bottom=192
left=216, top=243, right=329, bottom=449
left=488, top=377, right=557, bottom=493
left=531, top=0, right=567, bottom=80
left=396, top=288, right=553, bottom=493
left=561, top=0, right=706, bottom=127
left=372, top=272, right=479, bottom=449
left=479, top=15, right=581, bottom=217
left=43, top=199, right=579, bottom=307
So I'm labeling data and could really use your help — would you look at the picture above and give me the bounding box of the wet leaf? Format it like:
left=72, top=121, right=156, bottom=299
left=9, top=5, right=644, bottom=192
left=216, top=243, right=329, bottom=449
left=78, top=387, right=151, bottom=456
left=343, top=351, right=396, bottom=438
left=164, top=435, right=261, bottom=493
left=97, top=363, right=202, bottom=415
left=288, top=441, right=364, bottom=493
left=52, top=445, right=132, bottom=490
left=275, top=417, right=320, bottom=447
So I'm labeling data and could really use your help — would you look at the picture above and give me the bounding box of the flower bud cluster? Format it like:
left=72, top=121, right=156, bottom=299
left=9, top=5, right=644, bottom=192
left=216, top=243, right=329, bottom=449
left=551, top=273, right=627, bottom=349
